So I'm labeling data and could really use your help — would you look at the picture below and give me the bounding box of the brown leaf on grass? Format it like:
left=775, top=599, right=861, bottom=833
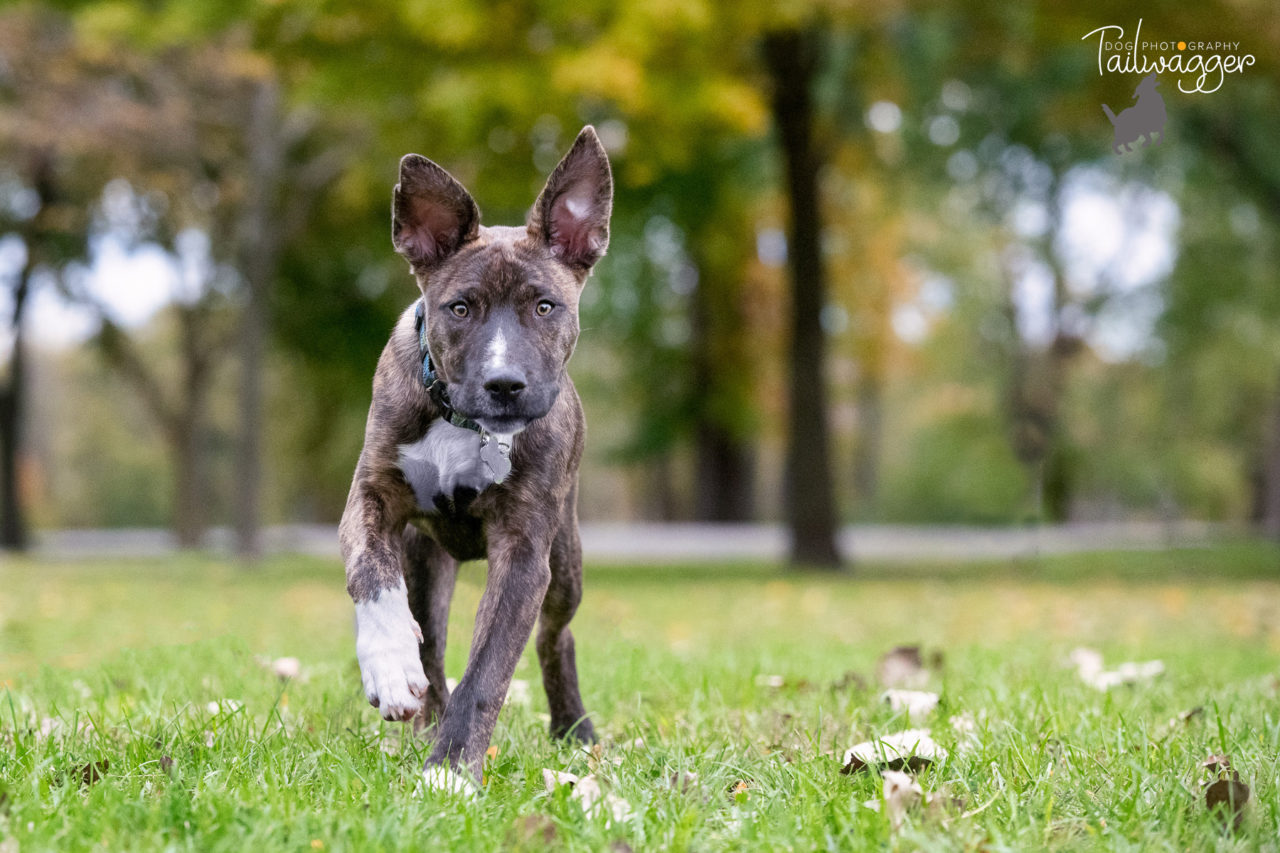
left=841, top=729, right=948, bottom=774
left=159, top=755, right=175, bottom=773
left=1201, top=754, right=1251, bottom=830
left=510, top=814, right=558, bottom=846
left=728, top=779, right=752, bottom=802
left=877, top=646, right=928, bottom=688
left=79, top=759, right=109, bottom=787
left=1205, top=778, right=1251, bottom=828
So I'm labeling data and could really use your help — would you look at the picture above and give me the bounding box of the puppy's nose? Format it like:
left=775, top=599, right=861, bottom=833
left=484, top=370, right=526, bottom=398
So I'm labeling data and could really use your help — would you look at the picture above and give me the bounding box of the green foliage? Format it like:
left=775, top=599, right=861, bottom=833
left=5, top=0, right=1280, bottom=531
left=878, top=408, right=1031, bottom=524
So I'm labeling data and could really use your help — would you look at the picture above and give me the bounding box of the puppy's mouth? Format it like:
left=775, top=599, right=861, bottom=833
left=447, top=382, right=559, bottom=434
left=473, top=415, right=531, bottom=434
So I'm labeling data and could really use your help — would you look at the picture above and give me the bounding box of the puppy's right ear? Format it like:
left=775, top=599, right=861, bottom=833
left=392, top=155, right=480, bottom=270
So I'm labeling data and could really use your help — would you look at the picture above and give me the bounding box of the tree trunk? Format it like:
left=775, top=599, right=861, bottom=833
left=1264, top=373, right=1280, bottom=541
left=234, top=79, right=284, bottom=562
left=0, top=258, right=31, bottom=551
left=763, top=28, right=843, bottom=568
left=1, top=154, right=55, bottom=552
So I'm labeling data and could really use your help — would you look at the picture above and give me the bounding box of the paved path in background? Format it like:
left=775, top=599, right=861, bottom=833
left=19, top=521, right=1227, bottom=563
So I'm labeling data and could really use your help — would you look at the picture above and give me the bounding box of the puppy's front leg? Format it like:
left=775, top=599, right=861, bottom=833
left=341, top=476, right=428, bottom=722
left=426, top=527, right=552, bottom=781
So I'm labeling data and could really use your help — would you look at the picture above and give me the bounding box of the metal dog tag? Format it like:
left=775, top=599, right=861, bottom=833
left=480, top=434, right=512, bottom=483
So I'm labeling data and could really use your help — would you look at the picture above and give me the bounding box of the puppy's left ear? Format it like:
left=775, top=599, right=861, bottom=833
left=528, top=126, right=613, bottom=274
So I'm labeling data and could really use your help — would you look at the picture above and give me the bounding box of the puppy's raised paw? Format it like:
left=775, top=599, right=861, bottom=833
left=355, top=581, right=429, bottom=721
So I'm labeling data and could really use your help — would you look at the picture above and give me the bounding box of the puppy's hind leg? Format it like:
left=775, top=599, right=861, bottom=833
left=403, top=526, right=459, bottom=734
left=536, top=488, right=595, bottom=743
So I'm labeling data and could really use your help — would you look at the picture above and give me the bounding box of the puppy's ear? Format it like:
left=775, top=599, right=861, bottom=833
left=528, top=126, right=613, bottom=274
left=392, top=155, right=480, bottom=270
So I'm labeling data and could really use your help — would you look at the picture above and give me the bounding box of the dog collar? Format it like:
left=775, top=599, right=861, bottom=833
left=414, top=299, right=481, bottom=433
left=414, top=299, right=513, bottom=484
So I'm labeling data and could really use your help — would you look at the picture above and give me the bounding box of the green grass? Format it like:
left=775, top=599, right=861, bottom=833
left=2, top=542, right=1280, bottom=851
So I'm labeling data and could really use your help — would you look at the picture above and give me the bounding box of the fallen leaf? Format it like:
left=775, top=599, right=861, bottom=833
left=882, top=689, right=939, bottom=723
left=1205, top=777, right=1250, bottom=829
left=570, top=774, right=632, bottom=823
left=159, top=755, right=175, bottom=773
left=877, top=646, right=928, bottom=688
left=542, top=768, right=578, bottom=792
left=79, top=760, right=109, bottom=787
left=1069, top=647, right=1164, bottom=690
left=880, top=769, right=923, bottom=830
left=841, top=729, right=948, bottom=774
left=1201, top=754, right=1233, bottom=775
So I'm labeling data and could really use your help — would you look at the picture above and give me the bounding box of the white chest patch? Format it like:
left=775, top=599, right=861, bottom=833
left=398, top=420, right=516, bottom=512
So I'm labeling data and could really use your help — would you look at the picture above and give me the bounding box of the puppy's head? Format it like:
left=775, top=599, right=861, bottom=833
left=392, top=126, right=612, bottom=434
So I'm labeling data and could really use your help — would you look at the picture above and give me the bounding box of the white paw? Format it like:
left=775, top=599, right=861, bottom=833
left=420, top=764, right=479, bottom=800
left=355, top=581, right=428, bottom=721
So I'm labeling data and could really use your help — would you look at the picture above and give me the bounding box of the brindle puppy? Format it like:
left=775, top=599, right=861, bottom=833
left=340, top=127, right=611, bottom=792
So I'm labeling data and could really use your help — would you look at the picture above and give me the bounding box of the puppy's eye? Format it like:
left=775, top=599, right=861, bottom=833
left=535, top=300, right=554, bottom=317
left=449, top=302, right=469, bottom=318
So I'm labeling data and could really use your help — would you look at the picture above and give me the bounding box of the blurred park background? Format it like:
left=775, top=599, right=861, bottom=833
left=1, top=0, right=1278, bottom=568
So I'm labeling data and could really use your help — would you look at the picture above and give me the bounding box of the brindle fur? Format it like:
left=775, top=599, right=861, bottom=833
left=340, top=127, right=611, bottom=781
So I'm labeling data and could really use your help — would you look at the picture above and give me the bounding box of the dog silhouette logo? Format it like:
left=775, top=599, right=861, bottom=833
left=1102, top=72, right=1167, bottom=153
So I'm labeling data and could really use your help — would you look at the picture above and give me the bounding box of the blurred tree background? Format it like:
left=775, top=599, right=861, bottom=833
left=1, top=0, right=1277, bottom=565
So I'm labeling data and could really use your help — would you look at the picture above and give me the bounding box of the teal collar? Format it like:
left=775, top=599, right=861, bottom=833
left=414, top=299, right=482, bottom=434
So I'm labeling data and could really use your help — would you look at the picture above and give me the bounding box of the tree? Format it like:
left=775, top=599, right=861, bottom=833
left=0, top=9, right=119, bottom=549
left=763, top=27, right=843, bottom=567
